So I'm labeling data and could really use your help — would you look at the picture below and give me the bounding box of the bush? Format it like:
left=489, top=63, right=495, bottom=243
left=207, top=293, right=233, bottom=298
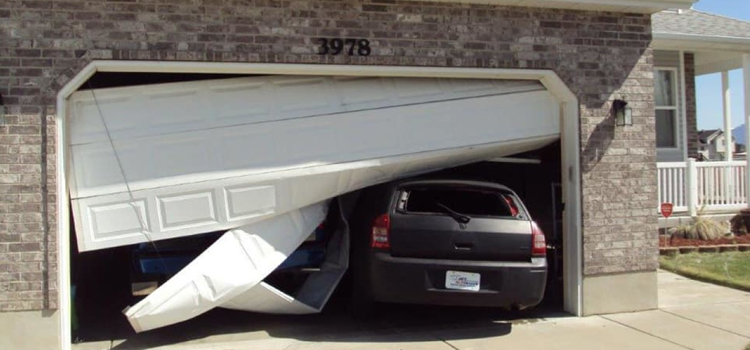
left=730, top=209, right=750, bottom=236
left=669, top=215, right=728, bottom=241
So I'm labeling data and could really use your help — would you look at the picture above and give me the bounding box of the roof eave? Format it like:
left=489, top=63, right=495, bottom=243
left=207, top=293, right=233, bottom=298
left=653, top=33, right=750, bottom=52
left=402, top=0, right=696, bottom=14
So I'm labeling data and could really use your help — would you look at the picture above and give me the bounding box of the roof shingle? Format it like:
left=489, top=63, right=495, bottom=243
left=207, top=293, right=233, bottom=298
left=653, top=9, right=750, bottom=39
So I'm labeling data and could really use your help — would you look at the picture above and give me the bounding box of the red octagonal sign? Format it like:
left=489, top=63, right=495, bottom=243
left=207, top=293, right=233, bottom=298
left=661, top=202, right=674, bottom=218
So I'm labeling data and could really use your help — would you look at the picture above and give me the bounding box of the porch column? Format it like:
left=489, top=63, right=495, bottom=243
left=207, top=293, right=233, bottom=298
left=744, top=54, right=750, bottom=208
left=722, top=71, right=734, bottom=204
left=723, top=71, right=733, bottom=161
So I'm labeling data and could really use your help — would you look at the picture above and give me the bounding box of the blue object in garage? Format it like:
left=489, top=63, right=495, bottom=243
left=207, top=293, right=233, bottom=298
left=138, top=255, right=196, bottom=275
left=133, top=224, right=329, bottom=277
left=277, top=223, right=328, bottom=270
left=277, top=247, right=326, bottom=270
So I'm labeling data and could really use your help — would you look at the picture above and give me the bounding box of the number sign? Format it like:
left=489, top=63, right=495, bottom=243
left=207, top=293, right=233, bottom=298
left=317, top=38, right=371, bottom=56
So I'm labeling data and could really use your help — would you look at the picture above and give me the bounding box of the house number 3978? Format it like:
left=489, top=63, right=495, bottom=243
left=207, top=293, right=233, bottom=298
left=317, top=38, right=371, bottom=56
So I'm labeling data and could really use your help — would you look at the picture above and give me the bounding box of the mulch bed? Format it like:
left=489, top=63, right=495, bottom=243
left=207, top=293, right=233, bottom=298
left=659, top=234, right=750, bottom=248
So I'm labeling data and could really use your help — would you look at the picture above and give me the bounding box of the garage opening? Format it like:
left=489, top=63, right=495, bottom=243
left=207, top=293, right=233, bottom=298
left=60, top=65, right=579, bottom=349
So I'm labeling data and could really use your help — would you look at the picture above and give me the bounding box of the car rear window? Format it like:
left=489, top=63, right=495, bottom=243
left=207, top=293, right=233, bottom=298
left=398, top=185, right=524, bottom=219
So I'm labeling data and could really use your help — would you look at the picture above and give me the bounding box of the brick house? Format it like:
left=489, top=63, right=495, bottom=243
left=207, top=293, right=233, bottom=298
left=1, top=0, right=749, bottom=349
left=653, top=9, right=750, bottom=220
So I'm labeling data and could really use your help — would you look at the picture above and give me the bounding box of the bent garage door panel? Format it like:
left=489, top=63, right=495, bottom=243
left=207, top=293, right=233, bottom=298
left=67, top=75, right=560, bottom=251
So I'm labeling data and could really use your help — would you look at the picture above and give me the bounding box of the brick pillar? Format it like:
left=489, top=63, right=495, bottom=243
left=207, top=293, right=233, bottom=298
left=685, top=53, right=698, bottom=159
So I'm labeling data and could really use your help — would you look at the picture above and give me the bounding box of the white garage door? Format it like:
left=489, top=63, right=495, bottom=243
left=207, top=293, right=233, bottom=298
left=68, top=75, right=560, bottom=252
left=68, top=74, right=562, bottom=331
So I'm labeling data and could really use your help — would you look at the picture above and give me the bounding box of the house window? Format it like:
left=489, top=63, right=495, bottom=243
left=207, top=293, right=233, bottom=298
left=655, top=69, right=678, bottom=148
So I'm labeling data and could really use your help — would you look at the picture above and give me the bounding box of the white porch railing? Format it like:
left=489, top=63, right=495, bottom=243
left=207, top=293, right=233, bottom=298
left=657, top=160, right=748, bottom=216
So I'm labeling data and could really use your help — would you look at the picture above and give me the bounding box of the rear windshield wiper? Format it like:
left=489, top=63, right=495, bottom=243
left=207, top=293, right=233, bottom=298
left=436, top=202, right=471, bottom=225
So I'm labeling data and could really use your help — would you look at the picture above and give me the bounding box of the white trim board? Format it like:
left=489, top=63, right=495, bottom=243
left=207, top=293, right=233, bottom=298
left=402, top=0, right=694, bottom=13
left=56, top=61, right=584, bottom=350
left=653, top=34, right=750, bottom=52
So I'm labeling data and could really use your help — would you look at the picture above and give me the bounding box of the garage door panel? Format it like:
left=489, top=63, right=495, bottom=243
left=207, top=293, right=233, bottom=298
left=153, top=136, right=214, bottom=177
left=71, top=92, right=536, bottom=198
left=86, top=198, right=149, bottom=240
left=273, top=77, right=335, bottom=114
left=337, top=115, right=392, bottom=155
left=392, top=77, right=446, bottom=99
left=218, top=127, right=282, bottom=170
left=68, top=75, right=559, bottom=251
left=282, top=120, right=341, bottom=164
left=69, top=76, right=545, bottom=146
left=224, top=185, right=276, bottom=221
left=147, top=88, right=205, bottom=126
left=73, top=135, right=557, bottom=251
left=71, top=144, right=129, bottom=196
left=71, top=88, right=553, bottom=199
left=208, top=84, right=271, bottom=127
left=445, top=78, right=496, bottom=93
left=288, top=171, right=345, bottom=205
left=124, top=202, right=328, bottom=332
left=156, top=191, right=219, bottom=231
left=69, top=92, right=132, bottom=129
left=335, top=76, right=393, bottom=106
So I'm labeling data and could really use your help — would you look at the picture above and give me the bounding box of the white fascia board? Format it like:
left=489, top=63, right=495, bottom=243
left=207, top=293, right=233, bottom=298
left=653, top=34, right=750, bottom=53
left=400, top=0, right=694, bottom=13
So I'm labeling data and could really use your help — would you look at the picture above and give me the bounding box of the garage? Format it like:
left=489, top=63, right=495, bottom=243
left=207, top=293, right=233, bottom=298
left=58, top=62, right=582, bottom=347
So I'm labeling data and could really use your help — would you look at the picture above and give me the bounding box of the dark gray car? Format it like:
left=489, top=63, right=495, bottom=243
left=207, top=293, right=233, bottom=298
left=349, top=179, right=547, bottom=312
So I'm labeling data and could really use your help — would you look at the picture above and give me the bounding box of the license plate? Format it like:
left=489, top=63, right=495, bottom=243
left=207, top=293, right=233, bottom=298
left=445, top=270, right=480, bottom=291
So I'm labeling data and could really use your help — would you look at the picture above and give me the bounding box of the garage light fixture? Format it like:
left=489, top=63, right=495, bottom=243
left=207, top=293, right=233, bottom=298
left=613, top=99, right=632, bottom=126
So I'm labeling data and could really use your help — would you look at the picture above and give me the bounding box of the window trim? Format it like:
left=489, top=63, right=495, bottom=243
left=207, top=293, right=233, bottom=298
left=655, top=66, right=680, bottom=151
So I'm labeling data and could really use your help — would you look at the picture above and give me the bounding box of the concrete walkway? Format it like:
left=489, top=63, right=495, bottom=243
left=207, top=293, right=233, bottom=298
left=77, top=270, right=750, bottom=350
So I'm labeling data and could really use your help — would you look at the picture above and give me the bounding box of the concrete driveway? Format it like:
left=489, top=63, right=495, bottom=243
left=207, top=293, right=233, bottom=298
left=75, top=270, right=750, bottom=350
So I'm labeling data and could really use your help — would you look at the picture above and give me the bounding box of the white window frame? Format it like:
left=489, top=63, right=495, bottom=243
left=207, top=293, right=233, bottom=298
left=655, top=66, right=680, bottom=151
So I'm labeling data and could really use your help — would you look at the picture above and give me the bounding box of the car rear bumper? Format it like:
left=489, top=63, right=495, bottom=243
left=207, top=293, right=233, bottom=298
left=368, top=252, right=547, bottom=309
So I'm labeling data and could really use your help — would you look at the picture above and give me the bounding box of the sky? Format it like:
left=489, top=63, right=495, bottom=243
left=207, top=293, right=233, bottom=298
left=692, top=0, right=750, bottom=131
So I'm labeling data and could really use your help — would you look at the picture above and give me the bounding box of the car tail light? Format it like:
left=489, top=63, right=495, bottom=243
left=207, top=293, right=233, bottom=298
left=371, top=214, right=390, bottom=249
left=531, top=221, right=547, bottom=257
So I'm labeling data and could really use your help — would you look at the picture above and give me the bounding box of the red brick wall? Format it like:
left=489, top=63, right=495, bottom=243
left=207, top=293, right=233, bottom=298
left=684, top=53, right=698, bottom=158
left=0, top=0, right=656, bottom=311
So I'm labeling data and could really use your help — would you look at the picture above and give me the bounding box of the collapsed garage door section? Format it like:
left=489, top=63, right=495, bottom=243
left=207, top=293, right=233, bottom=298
left=67, top=75, right=561, bottom=331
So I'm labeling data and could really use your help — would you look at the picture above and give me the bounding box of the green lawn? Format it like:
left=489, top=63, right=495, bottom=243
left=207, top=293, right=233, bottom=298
left=660, top=251, right=750, bottom=292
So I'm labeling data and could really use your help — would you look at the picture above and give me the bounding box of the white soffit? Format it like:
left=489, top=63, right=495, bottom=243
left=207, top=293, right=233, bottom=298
left=68, top=75, right=561, bottom=252
left=693, top=51, right=748, bottom=76
left=651, top=37, right=750, bottom=75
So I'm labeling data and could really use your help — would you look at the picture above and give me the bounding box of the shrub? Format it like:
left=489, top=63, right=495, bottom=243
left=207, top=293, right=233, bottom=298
left=730, top=209, right=750, bottom=236
left=669, top=215, right=728, bottom=241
